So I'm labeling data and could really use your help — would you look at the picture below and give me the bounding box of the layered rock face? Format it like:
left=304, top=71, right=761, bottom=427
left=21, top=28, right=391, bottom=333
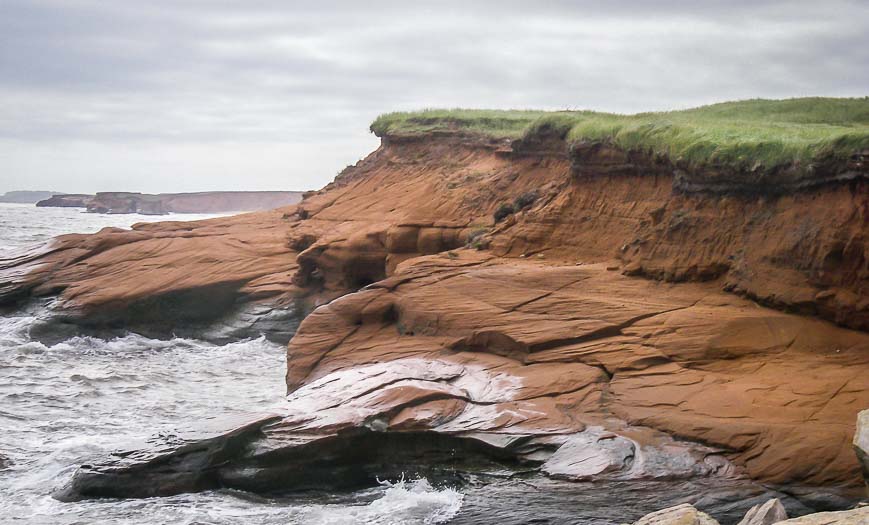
left=2, top=131, right=868, bottom=510
left=0, top=210, right=302, bottom=342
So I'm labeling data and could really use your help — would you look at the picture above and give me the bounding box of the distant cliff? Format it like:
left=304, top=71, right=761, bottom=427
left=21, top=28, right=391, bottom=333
left=35, top=194, right=92, bottom=208
left=0, top=190, right=66, bottom=203
left=36, top=191, right=304, bottom=214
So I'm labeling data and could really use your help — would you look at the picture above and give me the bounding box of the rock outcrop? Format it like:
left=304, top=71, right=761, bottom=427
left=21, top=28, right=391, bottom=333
left=1, top=126, right=867, bottom=509
left=0, top=210, right=302, bottom=342
left=737, top=499, right=788, bottom=525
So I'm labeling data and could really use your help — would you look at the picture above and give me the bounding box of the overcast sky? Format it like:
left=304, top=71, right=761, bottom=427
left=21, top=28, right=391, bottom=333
left=1, top=1, right=867, bottom=194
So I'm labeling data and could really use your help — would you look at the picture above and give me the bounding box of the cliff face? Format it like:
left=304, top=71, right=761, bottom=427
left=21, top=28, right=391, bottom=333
left=3, top=131, right=868, bottom=501
left=35, top=194, right=92, bottom=207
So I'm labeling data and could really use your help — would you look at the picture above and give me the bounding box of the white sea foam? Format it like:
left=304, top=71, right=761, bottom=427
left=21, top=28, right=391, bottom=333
left=0, top=202, right=465, bottom=524
left=303, top=478, right=464, bottom=525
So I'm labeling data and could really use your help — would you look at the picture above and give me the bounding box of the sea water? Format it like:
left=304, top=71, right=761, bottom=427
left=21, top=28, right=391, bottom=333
left=0, top=203, right=463, bottom=524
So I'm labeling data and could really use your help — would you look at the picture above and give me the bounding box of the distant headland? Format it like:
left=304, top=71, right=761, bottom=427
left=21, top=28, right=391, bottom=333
left=32, top=190, right=305, bottom=214
left=0, top=190, right=67, bottom=203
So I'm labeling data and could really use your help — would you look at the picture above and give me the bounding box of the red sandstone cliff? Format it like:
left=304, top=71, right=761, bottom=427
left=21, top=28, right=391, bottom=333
left=4, top=130, right=868, bottom=500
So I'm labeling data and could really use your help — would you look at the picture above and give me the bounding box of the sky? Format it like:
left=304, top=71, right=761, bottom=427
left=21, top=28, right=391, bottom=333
left=1, top=1, right=867, bottom=194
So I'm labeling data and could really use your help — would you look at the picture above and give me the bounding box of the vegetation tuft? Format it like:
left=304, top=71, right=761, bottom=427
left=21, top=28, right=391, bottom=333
left=371, top=97, right=869, bottom=172
left=513, top=191, right=538, bottom=210
left=493, top=203, right=515, bottom=223
left=466, top=228, right=490, bottom=250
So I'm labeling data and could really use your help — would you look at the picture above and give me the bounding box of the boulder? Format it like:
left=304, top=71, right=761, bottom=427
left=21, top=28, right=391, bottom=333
left=855, top=409, right=869, bottom=495
left=541, top=429, right=635, bottom=480
left=737, top=498, right=788, bottom=525
left=632, top=503, right=719, bottom=525
left=775, top=506, right=868, bottom=524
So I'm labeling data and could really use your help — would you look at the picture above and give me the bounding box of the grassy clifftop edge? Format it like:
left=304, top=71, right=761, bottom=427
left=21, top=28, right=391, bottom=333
left=370, top=97, right=869, bottom=171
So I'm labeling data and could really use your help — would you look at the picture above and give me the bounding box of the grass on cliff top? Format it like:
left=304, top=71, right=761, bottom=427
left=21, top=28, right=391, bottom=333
left=370, top=97, right=869, bottom=169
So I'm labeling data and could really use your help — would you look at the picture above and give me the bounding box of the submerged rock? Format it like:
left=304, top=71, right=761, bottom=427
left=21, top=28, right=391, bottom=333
left=632, top=503, right=720, bottom=525
left=736, top=498, right=788, bottom=525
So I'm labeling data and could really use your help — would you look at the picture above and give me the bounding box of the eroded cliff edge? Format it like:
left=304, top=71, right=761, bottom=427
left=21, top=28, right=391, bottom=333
left=1, top=106, right=868, bottom=510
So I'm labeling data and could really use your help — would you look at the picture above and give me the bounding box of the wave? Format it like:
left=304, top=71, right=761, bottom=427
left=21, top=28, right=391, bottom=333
left=302, top=478, right=464, bottom=525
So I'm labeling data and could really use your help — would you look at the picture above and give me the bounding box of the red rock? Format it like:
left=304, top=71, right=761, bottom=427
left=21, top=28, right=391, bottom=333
left=3, top=131, right=868, bottom=498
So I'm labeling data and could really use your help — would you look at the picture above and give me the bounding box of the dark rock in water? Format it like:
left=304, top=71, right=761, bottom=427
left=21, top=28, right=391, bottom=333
left=777, top=487, right=862, bottom=513
left=54, top=414, right=281, bottom=501
left=0, top=453, right=10, bottom=470
left=27, top=299, right=301, bottom=346
left=54, top=415, right=522, bottom=501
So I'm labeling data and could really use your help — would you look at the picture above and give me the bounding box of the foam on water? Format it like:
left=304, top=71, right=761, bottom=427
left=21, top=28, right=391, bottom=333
left=303, top=479, right=464, bottom=525
left=0, top=203, right=465, bottom=524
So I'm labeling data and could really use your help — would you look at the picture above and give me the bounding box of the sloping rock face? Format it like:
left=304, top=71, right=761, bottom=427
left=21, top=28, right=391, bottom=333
left=2, top=132, right=868, bottom=505
left=284, top=256, right=869, bottom=488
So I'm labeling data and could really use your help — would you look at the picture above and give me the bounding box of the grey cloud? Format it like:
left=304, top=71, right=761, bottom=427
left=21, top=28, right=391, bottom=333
left=0, top=0, right=866, bottom=193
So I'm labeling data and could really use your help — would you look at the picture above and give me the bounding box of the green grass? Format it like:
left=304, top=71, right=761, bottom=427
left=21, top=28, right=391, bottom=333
left=371, top=98, right=869, bottom=170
